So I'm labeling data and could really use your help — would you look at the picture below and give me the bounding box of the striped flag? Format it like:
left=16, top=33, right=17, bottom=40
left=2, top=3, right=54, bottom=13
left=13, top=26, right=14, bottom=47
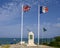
left=40, top=6, right=48, bottom=14
left=23, top=5, right=30, bottom=12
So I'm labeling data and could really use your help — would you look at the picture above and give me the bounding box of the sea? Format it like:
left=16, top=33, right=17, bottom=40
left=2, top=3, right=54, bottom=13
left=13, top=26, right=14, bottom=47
left=0, top=38, right=54, bottom=45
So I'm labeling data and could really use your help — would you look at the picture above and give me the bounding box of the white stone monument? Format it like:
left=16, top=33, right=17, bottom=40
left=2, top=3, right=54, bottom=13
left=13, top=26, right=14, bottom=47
left=27, top=31, right=37, bottom=46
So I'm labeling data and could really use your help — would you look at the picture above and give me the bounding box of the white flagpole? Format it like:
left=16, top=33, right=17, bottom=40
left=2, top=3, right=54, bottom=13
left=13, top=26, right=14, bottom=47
left=21, top=4, right=23, bottom=44
left=38, top=5, right=40, bottom=45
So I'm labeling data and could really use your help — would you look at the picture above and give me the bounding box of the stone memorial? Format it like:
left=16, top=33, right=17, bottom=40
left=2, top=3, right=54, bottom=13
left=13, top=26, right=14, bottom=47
left=27, top=31, right=37, bottom=46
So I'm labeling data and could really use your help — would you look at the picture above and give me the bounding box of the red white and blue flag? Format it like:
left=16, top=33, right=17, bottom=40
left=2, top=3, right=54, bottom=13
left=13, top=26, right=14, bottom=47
left=23, top=5, right=30, bottom=12
left=23, top=5, right=48, bottom=14
left=40, top=6, right=48, bottom=14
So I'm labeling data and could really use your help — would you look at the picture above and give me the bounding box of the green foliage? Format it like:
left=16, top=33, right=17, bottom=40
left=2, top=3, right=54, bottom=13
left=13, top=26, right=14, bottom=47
left=41, top=42, right=48, bottom=45
left=48, top=36, right=60, bottom=47
left=54, top=36, right=60, bottom=42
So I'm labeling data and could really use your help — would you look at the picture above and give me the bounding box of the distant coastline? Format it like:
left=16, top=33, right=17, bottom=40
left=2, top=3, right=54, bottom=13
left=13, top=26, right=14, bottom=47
left=0, top=38, right=53, bottom=45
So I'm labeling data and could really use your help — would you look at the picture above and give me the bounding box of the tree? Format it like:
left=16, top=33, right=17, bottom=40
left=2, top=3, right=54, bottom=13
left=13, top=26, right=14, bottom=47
left=48, top=36, right=60, bottom=47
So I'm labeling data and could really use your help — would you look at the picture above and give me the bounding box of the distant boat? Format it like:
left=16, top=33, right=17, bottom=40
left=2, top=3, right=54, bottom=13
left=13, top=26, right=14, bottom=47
left=13, top=38, right=16, bottom=41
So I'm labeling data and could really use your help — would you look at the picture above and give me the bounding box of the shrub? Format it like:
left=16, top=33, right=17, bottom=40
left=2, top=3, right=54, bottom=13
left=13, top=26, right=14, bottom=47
left=48, top=36, right=60, bottom=47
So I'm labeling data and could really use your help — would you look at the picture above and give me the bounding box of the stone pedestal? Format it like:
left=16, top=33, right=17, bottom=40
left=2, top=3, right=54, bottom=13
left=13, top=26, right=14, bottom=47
left=27, top=31, right=37, bottom=46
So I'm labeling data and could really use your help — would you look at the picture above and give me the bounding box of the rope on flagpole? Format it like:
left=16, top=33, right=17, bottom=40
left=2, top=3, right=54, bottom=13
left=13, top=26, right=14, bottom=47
left=20, top=0, right=40, bottom=45
left=22, top=0, right=40, bottom=45
left=21, top=4, right=23, bottom=45
left=38, top=4, right=40, bottom=45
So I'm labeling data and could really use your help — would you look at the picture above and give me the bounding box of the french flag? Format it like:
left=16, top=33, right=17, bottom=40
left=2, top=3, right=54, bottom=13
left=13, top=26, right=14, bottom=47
left=40, top=6, right=48, bottom=14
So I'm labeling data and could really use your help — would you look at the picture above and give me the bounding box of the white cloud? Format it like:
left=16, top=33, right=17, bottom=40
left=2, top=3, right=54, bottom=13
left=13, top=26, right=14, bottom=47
left=0, top=1, right=21, bottom=25
left=57, top=18, right=60, bottom=21
left=53, top=23, right=60, bottom=27
left=41, top=22, right=52, bottom=29
left=0, top=24, right=21, bottom=38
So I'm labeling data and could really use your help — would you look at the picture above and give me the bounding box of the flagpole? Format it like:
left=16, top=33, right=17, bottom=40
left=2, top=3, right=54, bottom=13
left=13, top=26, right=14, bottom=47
left=38, top=5, right=40, bottom=45
left=21, top=4, right=23, bottom=44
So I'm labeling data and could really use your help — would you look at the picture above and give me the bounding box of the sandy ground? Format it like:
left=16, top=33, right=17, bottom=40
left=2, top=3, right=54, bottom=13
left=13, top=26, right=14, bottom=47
left=9, top=44, right=55, bottom=48
left=0, top=43, right=55, bottom=48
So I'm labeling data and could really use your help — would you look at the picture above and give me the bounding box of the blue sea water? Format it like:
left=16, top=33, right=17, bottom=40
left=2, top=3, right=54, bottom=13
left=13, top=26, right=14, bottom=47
left=0, top=38, right=53, bottom=45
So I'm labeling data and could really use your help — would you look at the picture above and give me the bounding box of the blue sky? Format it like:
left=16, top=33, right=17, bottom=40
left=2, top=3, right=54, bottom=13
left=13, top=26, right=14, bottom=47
left=0, top=0, right=60, bottom=38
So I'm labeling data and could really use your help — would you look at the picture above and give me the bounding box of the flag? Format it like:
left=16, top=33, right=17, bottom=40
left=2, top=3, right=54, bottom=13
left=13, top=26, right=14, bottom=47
left=43, top=27, right=47, bottom=32
left=40, top=6, right=48, bottom=14
left=23, top=5, right=30, bottom=12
